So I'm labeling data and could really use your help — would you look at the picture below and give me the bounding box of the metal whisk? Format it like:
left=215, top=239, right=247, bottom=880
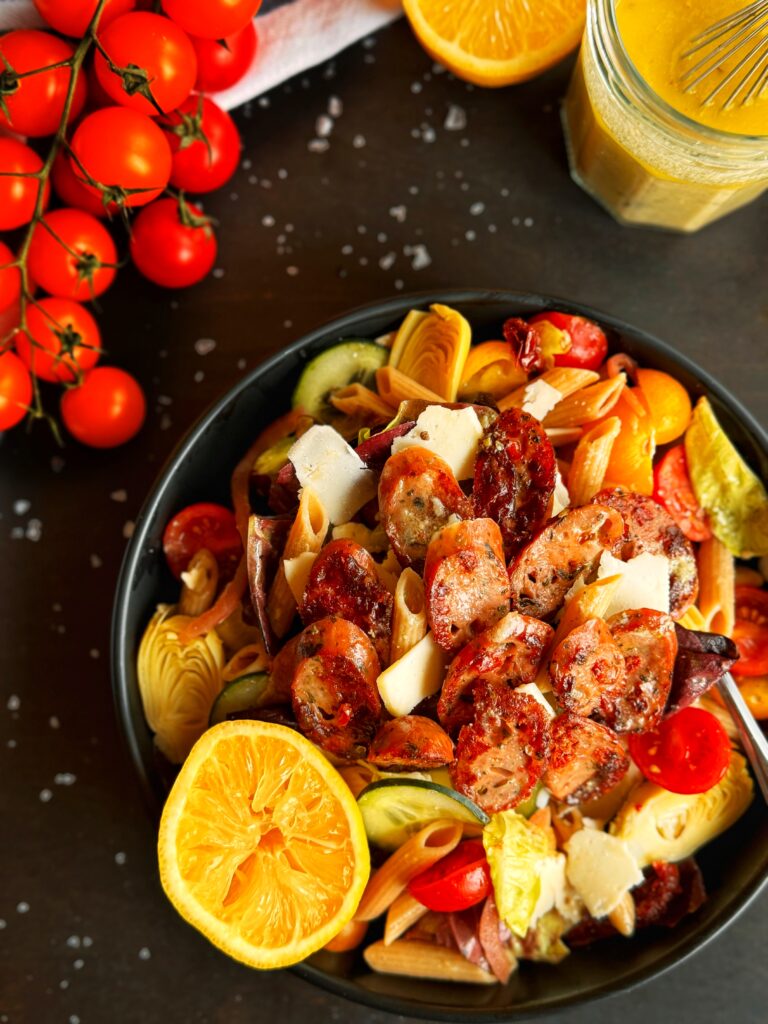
left=680, top=0, right=768, bottom=110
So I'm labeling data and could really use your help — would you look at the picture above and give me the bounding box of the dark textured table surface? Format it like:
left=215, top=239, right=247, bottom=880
left=2, top=17, right=768, bottom=1024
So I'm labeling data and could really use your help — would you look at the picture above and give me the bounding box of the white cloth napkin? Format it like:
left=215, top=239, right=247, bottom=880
left=0, top=0, right=403, bottom=110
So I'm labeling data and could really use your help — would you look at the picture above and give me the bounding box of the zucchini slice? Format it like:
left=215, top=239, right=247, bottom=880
left=292, top=340, right=388, bottom=423
left=357, top=778, right=489, bottom=851
left=209, top=673, right=273, bottom=726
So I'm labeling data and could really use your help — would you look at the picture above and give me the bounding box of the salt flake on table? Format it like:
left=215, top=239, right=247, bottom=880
left=194, top=338, right=216, bottom=356
left=444, top=104, right=467, bottom=130
left=13, top=499, right=30, bottom=516
left=470, top=201, right=485, bottom=215
left=328, top=95, right=343, bottom=117
left=110, top=489, right=127, bottom=503
left=90, top=554, right=102, bottom=569
left=405, top=243, right=432, bottom=270
left=7, top=695, right=20, bottom=711
left=55, top=773, right=76, bottom=786
left=316, top=115, right=333, bottom=138
left=389, top=205, right=407, bottom=223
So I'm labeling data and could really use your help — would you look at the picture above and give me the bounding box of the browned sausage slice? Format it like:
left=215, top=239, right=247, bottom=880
left=450, top=683, right=550, bottom=814
left=291, top=616, right=382, bottom=758
left=424, top=518, right=511, bottom=655
left=548, top=617, right=626, bottom=717
left=544, top=712, right=629, bottom=804
left=508, top=505, right=625, bottom=621
left=592, top=487, right=698, bottom=619
left=437, top=611, right=554, bottom=734
left=368, top=715, right=454, bottom=770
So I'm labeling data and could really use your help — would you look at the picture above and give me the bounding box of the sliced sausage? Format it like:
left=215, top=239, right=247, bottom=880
left=425, top=518, right=511, bottom=656
left=592, top=487, right=698, bottom=619
left=548, top=617, right=626, bottom=717
left=368, top=715, right=454, bottom=770
left=596, top=608, right=678, bottom=733
left=379, top=447, right=472, bottom=571
left=291, top=616, right=382, bottom=758
left=300, top=538, right=393, bottom=665
left=544, top=712, right=629, bottom=804
left=269, top=633, right=301, bottom=703
left=438, top=611, right=554, bottom=734
left=473, top=407, right=557, bottom=557
left=451, top=683, right=550, bottom=814
left=508, top=505, right=625, bottom=621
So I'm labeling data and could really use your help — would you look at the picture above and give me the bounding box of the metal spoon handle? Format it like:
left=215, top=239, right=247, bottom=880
left=717, top=672, right=768, bottom=804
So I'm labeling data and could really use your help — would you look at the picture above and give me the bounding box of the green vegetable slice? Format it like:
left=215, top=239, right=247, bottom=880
left=292, top=340, right=388, bottom=424
left=685, top=396, right=768, bottom=557
left=209, top=673, right=272, bottom=726
left=357, top=778, right=489, bottom=851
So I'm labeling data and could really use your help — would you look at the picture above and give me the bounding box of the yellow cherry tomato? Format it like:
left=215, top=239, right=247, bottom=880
left=636, top=368, right=692, bottom=445
left=596, top=387, right=656, bottom=495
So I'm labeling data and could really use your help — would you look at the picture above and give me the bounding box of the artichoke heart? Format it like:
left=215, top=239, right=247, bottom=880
left=389, top=304, right=471, bottom=402
left=137, top=605, right=225, bottom=764
left=610, top=751, right=753, bottom=868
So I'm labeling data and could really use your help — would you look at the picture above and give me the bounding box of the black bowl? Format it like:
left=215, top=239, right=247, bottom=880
left=111, top=290, right=768, bottom=1021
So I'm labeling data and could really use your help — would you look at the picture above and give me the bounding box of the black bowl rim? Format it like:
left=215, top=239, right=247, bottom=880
left=111, top=288, right=768, bottom=1022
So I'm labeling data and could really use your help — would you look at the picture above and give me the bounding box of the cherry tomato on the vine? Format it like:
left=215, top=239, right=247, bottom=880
left=163, top=95, right=240, bottom=193
left=529, top=311, right=609, bottom=371
left=408, top=840, right=491, bottom=913
left=130, top=198, right=217, bottom=288
left=32, top=0, right=136, bottom=38
left=51, top=151, right=114, bottom=219
left=0, top=31, right=86, bottom=137
left=61, top=366, right=145, bottom=447
left=28, top=209, right=117, bottom=302
left=161, top=0, right=262, bottom=40
left=731, top=586, right=768, bottom=678
left=191, top=22, right=258, bottom=92
left=15, top=298, right=102, bottom=384
left=163, top=502, right=242, bottom=579
left=0, top=351, right=32, bottom=431
left=0, top=242, right=21, bottom=315
left=71, top=107, right=172, bottom=208
left=94, top=12, right=197, bottom=117
left=0, top=139, right=50, bottom=231
left=628, top=706, right=731, bottom=795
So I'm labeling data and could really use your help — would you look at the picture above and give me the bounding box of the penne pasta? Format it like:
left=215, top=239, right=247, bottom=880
left=267, top=487, right=329, bottom=638
left=498, top=367, right=599, bottom=411
left=391, top=568, right=428, bottom=663
left=697, top=536, right=735, bottom=636
left=376, top=365, right=444, bottom=407
left=364, top=940, right=497, bottom=985
left=383, top=890, right=429, bottom=945
left=546, top=427, right=584, bottom=447
left=178, top=548, right=218, bottom=617
left=283, top=551, right=317, bottom=605
left=221, top=642, right=269, bottom=683
left=331, top=521, right=390, bottom=554
left=324, top=918, right=369, bottom=953
left=375, top=548, right=402, bottom=594
left=543, top=374, right=626, bottom=429
left=329, top=383, right=396, bottom=423
left=552, top=574, right=623, bottom=650
left=567, top=416, right=622, bottom=505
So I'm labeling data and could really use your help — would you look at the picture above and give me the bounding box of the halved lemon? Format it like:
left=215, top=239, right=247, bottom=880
left=403, top=0, right=586, bottom=87
left=158, top=720, right=370, bottom=969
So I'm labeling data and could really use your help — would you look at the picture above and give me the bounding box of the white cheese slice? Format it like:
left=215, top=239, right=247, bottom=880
left=598, top=550, right=670, bottom=617
left=287, top=424, right=377, bottom=525
left=516, top=682, right=556, bottom=719
left=283, top=552, right=317, bottom=605
left=521, top=379, right=562, bottom=421
left=391, top=405, right=483, bottom=480
left=565, top=829, right=643, bottom=919
left=377, top=632, right=449, bottom=717
left=551, top=466, right=571, bottom=517
left=530, top=853, right=568, bottom=925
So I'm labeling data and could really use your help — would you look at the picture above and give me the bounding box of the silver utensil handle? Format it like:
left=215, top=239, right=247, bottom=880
left=717, top=672, right=768, bottom=804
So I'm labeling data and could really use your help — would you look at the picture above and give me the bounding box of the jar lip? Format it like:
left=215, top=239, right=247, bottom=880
left=605, top=0, right=768, bottom=145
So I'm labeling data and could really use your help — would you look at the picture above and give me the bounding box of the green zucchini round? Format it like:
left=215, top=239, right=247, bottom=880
left=292, top=340, right=388, bottom=423
left=357, top=778, right=489, bottom=851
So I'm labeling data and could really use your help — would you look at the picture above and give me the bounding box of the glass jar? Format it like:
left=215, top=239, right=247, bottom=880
left=562, top=0, right=768, bottom=232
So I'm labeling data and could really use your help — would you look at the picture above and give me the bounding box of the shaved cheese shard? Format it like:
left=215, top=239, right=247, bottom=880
left=530, top=852, right=573, bottom=926
left=598, top=551, right=670, bottom=617
left=565, top=829, right=642, bottom=919
left=552, top=466, right=570, bottom=517
left=288, top=425, right=377, bottom=524
left=516, top=682, right=556, bottom=719
left=521, top=379, right=562, bottom=421
left=391, top=405, right=483, bottom=480
left=377, top=632, right=449, bottom=717
left=283, top=552, right=317, bottom=604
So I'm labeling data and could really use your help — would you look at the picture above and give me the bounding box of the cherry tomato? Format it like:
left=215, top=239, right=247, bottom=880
left=0, top=139, right=49, bottom=230
left=94, top=12, right=197, bottom=117
left=32, top=0, right=136, bottom=37
left=15, top=298, right=102, bottom=384
left=628, top=706, right=731, bottom=794
left=163, top=95, right=240, bottom=193
left=28, top=209, right=117, bottom=302
left=408, top=840, right=491, bottom=913
left=0, top=242, right=21, bottom=315
left=191, top=22, right=257, bottom=92
left=130, top=198, right=217, bottom=288
left=51, top=150, right=112, bottom=219
left=0, top=30, right=86, bottom=137
left=61, top=366, right=145, bottom=447
left=635, top=368, right=692, bottom=445
left=653, top=445, right=712, bottom=543
left=163, top=502, right=242, bottom=579
left=528, top=311, right=608, bottom=371
left=731, top=586, right=768, bottom=678
left=71, top=107, right=172, bottom=208
left=0, top=351, right=32, bottom=431
left=161, top=0, right=262, bottom=40
left=734, top=676, right=768, bottom=720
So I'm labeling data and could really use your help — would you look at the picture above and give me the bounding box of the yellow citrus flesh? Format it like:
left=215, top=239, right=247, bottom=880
left=158, top=720, right=370, bottom=969
left=403, top=0, right=586, bottom=87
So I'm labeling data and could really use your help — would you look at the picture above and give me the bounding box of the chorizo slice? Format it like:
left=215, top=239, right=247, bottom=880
left=592, top=487, right=698, bottom=619
left=544, top=712, right=629, bottom=804
left=508, top=504, right=625, bottom=621
left=300, top=538, right=394, bottom=665
left=425, top=518, right=511, bottom=656
left=451, top=683, right=550, bottom=814
left=473, top=407, right=557, bottom=557
left=548, top=617, right=626, bottom=718
left=379, top=447, right=472, bottom=571
left=291, top=616, right=382, bottom=759
left=368, top=715, right=454, bottom=770
left=438, top=611, right=554, bottom=734
left=596, top=608, right=678, bottom=733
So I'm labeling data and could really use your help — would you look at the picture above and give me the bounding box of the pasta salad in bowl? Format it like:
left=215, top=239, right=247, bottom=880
left=112, top=291, right=768, bottom=1019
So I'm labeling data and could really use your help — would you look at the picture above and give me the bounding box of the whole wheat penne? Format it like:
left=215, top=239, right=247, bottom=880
left=376, top=365, right=444, bottom=406
left=354, top=819, right=463, bottom=922
left=567, top=416, right=622, bottom=505
left=383, top=890, right=429, bottom=945
left=364, top=940, right=497, bottom=985
left=324, top=918, right=369, bottom=953
left=391, top=568, right=428, bottom=662
left=330, top=383, right=396, bottom=423
left=544, top=374, right=626, bottom=429
left=221, top=642, right=269, bottom=683
left=331, top=521, right=389, bottom=554
left=267, top=488, right=329, bottom=637
left=498, top=367, right=599, bottom=411
left=608, top=892, right=636, bottom=937
left=697, top=536, right=735, bottom=636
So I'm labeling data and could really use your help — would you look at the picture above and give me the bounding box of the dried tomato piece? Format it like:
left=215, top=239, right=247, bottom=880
left=503, top=317, right=542, bottom=373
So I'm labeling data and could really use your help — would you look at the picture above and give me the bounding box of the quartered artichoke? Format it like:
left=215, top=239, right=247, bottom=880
left=389, top=304, right=471, bottom=402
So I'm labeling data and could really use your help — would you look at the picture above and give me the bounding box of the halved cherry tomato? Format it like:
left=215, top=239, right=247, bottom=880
left=635, top=368, right=692, bottom=445
left=731, top=586, right=768, bottom=677
left=653, top=445, right=712, bottom=542
left=628, top=706, right=731, bottom=794
left=595, top=387, right=656, bottom=495
left=163, top=502, right=242, bottom=579
left=407, top=839, right=491, bottom=912
left=528, top=311, right=608, bottom=371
